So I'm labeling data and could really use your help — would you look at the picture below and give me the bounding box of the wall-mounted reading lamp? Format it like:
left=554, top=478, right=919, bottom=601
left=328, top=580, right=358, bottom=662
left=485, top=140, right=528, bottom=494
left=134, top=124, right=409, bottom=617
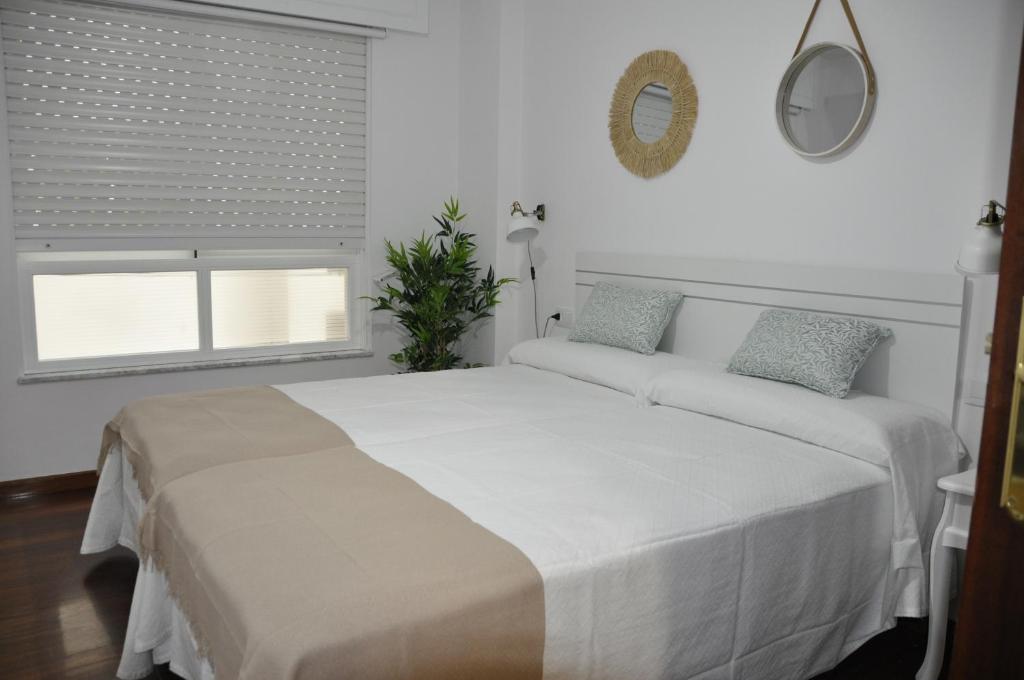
left=507, top=201, right=545, bottom=241
left=507, top=201, right=546, bottom=338
left=956, top=200, right=1005, bottom=276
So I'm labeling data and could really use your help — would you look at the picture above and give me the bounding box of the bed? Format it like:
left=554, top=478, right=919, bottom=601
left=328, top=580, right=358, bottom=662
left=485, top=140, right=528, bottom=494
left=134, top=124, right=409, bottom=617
left=81, top=253, right=966, bottom=680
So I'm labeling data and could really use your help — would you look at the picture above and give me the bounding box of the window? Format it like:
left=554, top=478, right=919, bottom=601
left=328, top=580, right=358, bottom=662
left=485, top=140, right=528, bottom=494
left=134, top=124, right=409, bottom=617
left=20, top=251, right=364, bottom=373
left=210, top=267, right=349, bottom=349
left=34, top=270, right=200, bottom=361
left=2, top=0, right=371, bottom=375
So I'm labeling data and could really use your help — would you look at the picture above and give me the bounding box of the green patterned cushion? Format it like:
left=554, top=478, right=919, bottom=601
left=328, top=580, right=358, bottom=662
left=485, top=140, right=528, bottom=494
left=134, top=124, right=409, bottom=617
left=568, top=282, right=682, bottom=355
left=727, top=309, right=892, bottom=398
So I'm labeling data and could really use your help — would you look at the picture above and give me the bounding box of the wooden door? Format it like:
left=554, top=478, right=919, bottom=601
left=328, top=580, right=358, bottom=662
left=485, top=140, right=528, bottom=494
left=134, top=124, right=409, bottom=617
left=949, top=30, right=1024, bottom=680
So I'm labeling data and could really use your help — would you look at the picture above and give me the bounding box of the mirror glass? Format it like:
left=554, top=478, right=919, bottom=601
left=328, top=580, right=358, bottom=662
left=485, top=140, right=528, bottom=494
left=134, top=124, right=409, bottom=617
left=631, top=82, right=673, bottom=144
left=780, top=45, right=867, bottom=155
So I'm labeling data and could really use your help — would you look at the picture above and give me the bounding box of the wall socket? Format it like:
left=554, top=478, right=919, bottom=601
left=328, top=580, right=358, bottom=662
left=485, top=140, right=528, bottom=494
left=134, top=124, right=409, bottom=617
left=555, top=306, right=575, bottom=328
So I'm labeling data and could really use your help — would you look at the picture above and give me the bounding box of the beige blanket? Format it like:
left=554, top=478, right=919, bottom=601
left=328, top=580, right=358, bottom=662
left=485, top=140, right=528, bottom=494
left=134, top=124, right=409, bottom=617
left=106, top=387, right=546, bottom=680
left=101, top=386, right=351, bottom=501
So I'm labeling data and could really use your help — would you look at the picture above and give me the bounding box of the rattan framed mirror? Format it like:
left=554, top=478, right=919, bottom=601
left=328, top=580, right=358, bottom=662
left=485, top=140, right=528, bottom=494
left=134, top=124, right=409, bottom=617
left=608, top=50, right=698, bottom=178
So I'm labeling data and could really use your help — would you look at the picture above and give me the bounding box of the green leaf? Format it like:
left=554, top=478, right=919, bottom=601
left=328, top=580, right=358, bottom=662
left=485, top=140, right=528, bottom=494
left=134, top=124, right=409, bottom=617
left=366, top=197, right=514, bottom=372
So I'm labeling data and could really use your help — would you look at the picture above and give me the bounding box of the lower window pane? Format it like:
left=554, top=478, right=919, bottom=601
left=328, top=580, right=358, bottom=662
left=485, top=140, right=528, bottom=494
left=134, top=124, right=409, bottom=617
left=211, top=268, right=349, bottom=349
left=33, top=272, right=199, bottom=362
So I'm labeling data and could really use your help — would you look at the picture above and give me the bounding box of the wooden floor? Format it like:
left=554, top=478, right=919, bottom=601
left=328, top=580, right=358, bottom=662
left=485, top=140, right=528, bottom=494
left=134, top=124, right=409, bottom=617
left=0, top=486, right=951, bottom=680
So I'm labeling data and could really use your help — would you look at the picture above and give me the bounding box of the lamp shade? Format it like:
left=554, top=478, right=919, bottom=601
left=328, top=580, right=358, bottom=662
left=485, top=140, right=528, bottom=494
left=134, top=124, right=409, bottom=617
left=957, top=200, right=1005, bottom=275
left=507, top=214, right=539, bottom=242
left=956, top=223, right=1003, bottom=275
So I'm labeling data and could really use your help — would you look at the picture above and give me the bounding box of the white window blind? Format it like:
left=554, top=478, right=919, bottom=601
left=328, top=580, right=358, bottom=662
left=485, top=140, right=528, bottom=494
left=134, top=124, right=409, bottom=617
left=0, top=0, right=367, bottom=240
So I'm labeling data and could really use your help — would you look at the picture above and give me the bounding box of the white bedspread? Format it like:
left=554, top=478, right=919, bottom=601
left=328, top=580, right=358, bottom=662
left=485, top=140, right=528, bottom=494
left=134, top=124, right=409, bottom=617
left=83, top=364, right=949, bottom=680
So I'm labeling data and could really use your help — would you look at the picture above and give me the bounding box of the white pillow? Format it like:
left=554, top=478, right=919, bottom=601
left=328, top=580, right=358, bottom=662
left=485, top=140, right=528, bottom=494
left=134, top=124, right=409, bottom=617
left=643, top=362, right=958, bottom=468
left=506, top=337, right=700, bottom=397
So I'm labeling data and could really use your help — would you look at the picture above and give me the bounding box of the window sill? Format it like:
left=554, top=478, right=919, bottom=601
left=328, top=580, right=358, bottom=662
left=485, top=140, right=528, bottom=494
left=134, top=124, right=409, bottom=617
left=18, top=349, right=374, bottom=384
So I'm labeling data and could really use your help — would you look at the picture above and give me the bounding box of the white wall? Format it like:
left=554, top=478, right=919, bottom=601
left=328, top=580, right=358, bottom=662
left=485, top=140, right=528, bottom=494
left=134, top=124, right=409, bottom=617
left=518, top=0, right=1022, bottom=280
left=501, top=0, right=1022, bottom=454
left=456, top=0, right=500, bottom=366
left=0, top=0, right=463, bottom=481
left=457, top=0, right=534, bottom=364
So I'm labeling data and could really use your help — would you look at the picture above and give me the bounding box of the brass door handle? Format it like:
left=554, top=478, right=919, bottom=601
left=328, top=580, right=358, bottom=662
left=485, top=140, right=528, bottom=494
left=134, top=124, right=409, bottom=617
left=1002, top=302, right=1024, bottom=522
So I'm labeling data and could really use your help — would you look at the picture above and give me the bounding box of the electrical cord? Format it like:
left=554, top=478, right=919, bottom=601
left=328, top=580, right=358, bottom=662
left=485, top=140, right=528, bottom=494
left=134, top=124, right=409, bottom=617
left=542, top=312, right=562, bottom=338
left=527, top=239, right=539, bottom=339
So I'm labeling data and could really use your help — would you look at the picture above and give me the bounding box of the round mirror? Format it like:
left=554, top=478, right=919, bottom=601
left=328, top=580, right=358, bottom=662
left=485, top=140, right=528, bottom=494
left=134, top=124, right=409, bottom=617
left=609, top=50, right=697, bottom=178
left=776, top=42, right=875, bottom=158
left=631, top=82, right=673, bottom=144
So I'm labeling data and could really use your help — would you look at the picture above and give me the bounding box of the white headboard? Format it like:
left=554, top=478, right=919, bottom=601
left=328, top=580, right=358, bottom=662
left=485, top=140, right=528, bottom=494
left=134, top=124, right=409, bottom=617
left=575, top=252, right=965, bottom=418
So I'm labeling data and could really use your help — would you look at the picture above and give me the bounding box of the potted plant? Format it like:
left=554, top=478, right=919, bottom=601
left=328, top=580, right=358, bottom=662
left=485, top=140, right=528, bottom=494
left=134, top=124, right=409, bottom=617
left=366, top=198, right=515, bottom=372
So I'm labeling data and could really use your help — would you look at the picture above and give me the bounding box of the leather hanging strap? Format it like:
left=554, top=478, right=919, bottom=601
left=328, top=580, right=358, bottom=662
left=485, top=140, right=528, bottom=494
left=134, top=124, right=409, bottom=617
left=792, top=0, right=876, bottom=95
left=792, top=0, right=824, bottom=58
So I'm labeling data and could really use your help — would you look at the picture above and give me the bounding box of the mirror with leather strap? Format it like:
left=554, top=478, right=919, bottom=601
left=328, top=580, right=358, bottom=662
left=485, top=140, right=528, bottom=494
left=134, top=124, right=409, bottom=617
left=777, top=0, right=877, bottom=159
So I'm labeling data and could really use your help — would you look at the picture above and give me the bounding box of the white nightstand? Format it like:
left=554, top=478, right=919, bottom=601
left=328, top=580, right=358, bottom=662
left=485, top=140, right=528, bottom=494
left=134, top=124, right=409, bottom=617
left=916, top=468, right=976, bottom=680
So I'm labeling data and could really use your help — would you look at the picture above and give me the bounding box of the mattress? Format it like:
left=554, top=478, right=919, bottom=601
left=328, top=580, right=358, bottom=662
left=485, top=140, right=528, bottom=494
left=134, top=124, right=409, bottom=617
left=83, top=361, right=950, bottom=680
